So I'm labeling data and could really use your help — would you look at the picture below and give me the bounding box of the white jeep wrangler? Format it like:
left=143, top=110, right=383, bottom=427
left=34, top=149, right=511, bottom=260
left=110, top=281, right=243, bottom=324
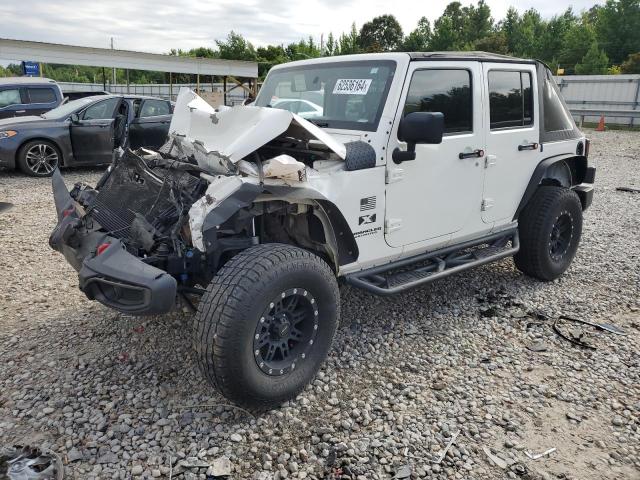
left=50, top=52, right=595, bottom=409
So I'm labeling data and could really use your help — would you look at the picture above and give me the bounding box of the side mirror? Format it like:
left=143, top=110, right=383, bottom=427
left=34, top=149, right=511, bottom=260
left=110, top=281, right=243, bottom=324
left=70, top=113, right=80, bottom=124
left=393, top=112, right=444, bottom=164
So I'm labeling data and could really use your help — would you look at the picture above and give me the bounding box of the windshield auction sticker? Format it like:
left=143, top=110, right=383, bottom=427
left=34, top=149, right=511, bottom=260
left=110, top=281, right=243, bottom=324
left=333, top=79, right=372, bottom=95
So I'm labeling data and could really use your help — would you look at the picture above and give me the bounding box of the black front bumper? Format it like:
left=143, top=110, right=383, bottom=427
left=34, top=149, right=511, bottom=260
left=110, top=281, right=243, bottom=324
left=49, top=169, right=177, bottom=316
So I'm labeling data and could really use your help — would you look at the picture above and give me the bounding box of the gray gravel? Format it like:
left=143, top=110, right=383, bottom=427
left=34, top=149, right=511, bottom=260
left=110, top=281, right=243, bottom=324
left=1, top=129, right=639, bottom=480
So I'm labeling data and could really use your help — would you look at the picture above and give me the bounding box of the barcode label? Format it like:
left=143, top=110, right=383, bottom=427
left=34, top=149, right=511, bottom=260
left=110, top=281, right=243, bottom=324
left=333, top=79, right=372, bottom=95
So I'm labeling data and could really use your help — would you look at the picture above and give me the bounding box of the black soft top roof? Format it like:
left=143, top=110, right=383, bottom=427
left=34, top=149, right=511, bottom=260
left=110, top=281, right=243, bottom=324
left=408, top=51, right=536, bottom=64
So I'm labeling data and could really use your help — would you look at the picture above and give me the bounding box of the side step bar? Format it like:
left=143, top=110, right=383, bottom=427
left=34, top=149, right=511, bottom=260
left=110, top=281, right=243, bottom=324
left=344, top=229, right=520, bottom=296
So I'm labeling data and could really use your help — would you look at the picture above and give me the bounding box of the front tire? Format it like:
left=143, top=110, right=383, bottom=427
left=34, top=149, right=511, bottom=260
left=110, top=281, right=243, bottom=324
left=17, top=140, right=61, bottom=177
left=514, top=186, right=583, bottom=281
left=193, top=244, right=339, bottom=410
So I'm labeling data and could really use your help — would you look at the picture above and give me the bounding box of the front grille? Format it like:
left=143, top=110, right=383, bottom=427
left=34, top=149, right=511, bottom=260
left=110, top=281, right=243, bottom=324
left=88, top=151, right=202, bottom=247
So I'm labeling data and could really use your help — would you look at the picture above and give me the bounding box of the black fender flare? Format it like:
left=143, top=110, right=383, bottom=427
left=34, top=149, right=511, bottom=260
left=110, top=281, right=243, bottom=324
left=313, top=199, right=359, bottom=268
left=514, top=154, right=588, bottom=220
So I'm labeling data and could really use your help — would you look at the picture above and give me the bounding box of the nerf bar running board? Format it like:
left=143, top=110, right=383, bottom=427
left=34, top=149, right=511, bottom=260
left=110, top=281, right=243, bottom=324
left=345, top=229, right=519, bottom=296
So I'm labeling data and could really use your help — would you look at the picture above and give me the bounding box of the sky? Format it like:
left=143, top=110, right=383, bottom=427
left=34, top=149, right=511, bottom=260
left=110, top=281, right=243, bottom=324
left=1, top=0, right=601, bottom=56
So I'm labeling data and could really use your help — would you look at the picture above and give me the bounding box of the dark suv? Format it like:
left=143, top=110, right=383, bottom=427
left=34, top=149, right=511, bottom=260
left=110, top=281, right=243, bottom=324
left=0, top=77, right=63, bottom=119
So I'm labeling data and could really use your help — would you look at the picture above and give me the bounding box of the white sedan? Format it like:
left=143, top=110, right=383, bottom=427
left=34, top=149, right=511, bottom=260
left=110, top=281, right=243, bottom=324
left=271, top=98, right=323, bottom=119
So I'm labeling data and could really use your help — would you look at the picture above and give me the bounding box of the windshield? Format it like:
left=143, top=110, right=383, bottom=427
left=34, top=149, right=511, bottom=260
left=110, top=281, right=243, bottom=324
left=42, top=97, right=99, bottom=119
left=255, top=60, right=396, bottom=131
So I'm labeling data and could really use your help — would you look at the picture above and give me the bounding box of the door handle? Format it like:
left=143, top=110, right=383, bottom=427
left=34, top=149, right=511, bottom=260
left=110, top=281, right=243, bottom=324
left=518, top=142, right=539, bottom=151
left=459, top=149, right=484, bottom=159
left=15, top=110, right=26, bottom=113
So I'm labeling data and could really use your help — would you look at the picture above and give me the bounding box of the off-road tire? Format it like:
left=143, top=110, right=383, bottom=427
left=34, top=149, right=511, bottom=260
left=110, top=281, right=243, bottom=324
left=17, top=140, right=61, bottom=177
left=514, top=186, right=582, bottom=281
left=193, top=243, right=340, bottom=410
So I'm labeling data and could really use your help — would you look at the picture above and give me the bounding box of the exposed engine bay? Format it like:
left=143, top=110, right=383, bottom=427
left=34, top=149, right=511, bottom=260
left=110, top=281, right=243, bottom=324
left=50, top=89, right=371, bottom=307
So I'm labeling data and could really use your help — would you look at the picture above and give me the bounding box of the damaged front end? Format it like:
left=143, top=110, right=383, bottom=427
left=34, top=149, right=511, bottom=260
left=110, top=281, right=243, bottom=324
left=49, top=89, right=362, bottom=315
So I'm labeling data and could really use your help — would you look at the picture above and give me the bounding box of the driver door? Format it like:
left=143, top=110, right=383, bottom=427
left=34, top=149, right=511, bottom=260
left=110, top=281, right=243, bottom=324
left=385, top=62, right=486, bottom=248
left=70, top=97, right=119, bottom=164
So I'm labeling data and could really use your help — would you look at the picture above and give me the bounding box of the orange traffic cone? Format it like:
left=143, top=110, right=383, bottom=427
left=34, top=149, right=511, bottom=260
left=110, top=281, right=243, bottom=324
left=596, top=115, right=606, bottom=131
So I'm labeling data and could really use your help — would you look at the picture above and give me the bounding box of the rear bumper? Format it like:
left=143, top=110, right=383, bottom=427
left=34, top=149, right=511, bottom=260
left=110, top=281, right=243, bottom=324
left=49, top=169, right=177, bottom=315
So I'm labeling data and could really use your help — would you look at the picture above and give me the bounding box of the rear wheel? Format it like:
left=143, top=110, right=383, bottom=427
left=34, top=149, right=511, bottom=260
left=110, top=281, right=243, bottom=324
left=514, top=186, right=583, bottom=281
left=17, top=140, right=61, bottom=177
left=193, top=244, right=339, bottom=410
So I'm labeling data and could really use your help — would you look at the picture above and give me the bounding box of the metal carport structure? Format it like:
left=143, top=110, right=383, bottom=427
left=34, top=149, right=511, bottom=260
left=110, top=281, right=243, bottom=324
left=0, top=38, right=258, bottom=103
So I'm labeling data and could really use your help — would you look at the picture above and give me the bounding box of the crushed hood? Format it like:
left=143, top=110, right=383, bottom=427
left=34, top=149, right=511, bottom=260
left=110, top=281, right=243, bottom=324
left=168, top=88, right=346, bottom=174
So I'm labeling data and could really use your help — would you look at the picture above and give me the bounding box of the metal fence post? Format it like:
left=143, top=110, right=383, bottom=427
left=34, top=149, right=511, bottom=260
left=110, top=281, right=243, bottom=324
left=632, top=78, right=640, bottom=128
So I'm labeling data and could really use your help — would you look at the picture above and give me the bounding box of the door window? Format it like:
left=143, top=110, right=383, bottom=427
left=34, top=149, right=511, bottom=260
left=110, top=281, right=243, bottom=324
left=27, top=87, right=57, bottom=104
left=0, top=89, right=22, bottom=108
left=488, top=71, right=533, bottom=129
left=139, top=99, right=170, bottom=117
left=403, top=69, right=473, bottom=134
left=82, top=98, right=119, bottom=120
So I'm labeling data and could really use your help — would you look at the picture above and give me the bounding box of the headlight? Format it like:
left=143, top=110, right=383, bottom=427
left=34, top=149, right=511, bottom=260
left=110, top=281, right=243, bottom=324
left=0, top=130, right=17, bottom=140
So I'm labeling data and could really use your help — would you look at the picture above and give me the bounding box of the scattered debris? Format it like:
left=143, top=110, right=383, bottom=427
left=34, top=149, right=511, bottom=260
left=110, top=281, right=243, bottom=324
left=1, top=445, right=63, bottom=480
left=509, top=463, right=528, bottom=476
left=616, top=186, right=640, bottom=194
left=566, top=411, right=583, bottom=422
left=65, top=448, right=83, bottom=463
left=527, top=341, right=548, bottom=352
left=553, top=315, right=627, bottom=349
left=393, top=464, right=412, bottom=479
left=0, top=201, right=14, bottom=213
left=553, top=318, right=596, bottom=350
left=482, top=446, right=508, bottom=469
left=559, top=315, right=626, bottom=336
left=208, top=456, right=231, bottom=477
left=434, top=430, right=459, bottom=464
left=525, top=447, right=556, bottom=460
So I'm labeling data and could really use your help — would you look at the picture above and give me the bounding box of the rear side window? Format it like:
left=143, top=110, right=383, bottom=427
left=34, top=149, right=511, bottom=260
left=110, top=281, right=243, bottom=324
left=27, top=87, right=57, bottom=104
left=542, top=69, right=574, bottom=132
left=404, top=69, right=473, bottom=134
left=489, top=71, right=533, bottom=129
left=82, top=98, right=119, bottom=120
left=139, top=99, right=170, bottom=117
left=0, top=88, right=22, bottom=108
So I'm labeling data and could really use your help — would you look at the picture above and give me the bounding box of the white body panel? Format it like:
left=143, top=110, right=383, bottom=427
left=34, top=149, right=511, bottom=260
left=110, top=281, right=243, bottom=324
left=177, top=53, right=586, bottom=277
left=385, top=61, right=487, bottom=248
left=481, top=63, right=540, bottom=225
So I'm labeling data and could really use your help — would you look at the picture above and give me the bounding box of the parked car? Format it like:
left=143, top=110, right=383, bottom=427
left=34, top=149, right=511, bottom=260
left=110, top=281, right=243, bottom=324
left=0, top=77, right=64, bottom=119
left=0, top=94, right=173, bottom=176
left=49, top=52, right=594, bottom=409
left=271, top=98, right=323, bottom=119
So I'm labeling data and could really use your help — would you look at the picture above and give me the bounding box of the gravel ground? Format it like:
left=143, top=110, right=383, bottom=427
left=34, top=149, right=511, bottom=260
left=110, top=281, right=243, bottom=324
left=0, top=129, right=639, bottom=480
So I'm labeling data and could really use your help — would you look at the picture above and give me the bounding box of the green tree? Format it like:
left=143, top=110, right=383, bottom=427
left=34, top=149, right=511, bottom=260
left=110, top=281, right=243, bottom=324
left=325, top=32, right=338, bottom=56
left=338, top=23, right=361, bottom=55
left=402, top=17, right=432, bottom=51
left=559, top=20, right=597, bottom=73
left=539, top=9, right=578, bottom=65
left=462, top=0, right=493, bottom=44
left=474, top=31, right=508, bottom=54
left=215, top=31, right=257, bottom=61
left=431, top=2, right=466, bottom=50
left=594, top=0, right=640, bottom=65
left=575, top=42, right=609, bottom=74
left=359, top=14, right=404, bottom=52
left=621, top=52, right=640, bottom=73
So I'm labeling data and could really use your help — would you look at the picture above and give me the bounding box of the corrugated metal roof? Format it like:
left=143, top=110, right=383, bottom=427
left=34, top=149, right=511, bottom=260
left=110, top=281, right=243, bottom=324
left=0, top=38, right=258, bottom=78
